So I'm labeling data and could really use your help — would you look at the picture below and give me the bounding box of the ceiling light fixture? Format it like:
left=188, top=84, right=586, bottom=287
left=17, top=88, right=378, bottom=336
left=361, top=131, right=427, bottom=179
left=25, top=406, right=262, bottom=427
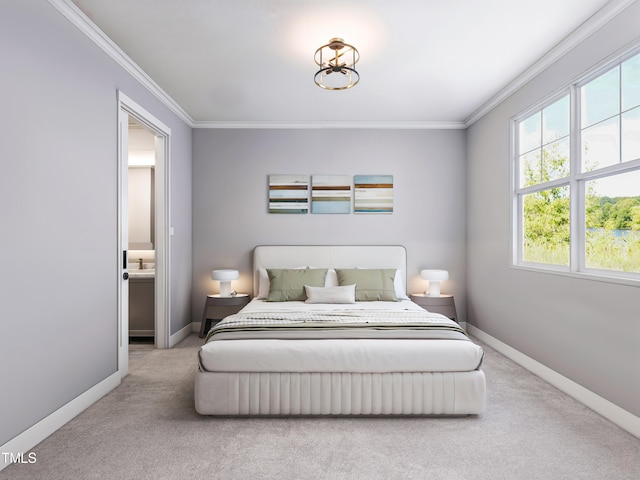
left=314, top=38, right=359, bottom=90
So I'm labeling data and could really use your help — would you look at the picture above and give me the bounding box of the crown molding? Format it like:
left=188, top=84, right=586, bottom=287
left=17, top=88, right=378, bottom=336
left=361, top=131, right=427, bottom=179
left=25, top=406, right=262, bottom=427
left=44, top=0, right=474, bottom=131
left=464, top=0, right=638, bottom=127
left=192, top=121, right=466, bottom=130
left=48, top=0, right=195, bottom=127
left=50, top=0, right=635, bottom=131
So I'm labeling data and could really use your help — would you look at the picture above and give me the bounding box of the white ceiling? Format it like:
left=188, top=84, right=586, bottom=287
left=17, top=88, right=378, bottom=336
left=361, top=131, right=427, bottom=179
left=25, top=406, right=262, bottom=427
left=69, top=0, right=623, bottom=127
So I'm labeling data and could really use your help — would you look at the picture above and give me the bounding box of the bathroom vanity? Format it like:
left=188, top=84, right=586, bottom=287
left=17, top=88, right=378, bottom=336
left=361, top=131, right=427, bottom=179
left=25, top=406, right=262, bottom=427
left=129, top=273, right=154, bottom=337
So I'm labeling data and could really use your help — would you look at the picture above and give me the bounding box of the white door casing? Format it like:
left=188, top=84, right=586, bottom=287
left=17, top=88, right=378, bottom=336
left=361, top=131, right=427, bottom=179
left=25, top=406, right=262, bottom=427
left=117, top=91, right=171, bottom=378
left=117, top=107, right=130, bottom=377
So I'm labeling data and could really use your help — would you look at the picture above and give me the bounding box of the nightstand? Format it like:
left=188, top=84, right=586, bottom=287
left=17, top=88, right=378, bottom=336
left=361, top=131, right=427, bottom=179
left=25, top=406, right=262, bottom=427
left=410, top=293, right=458, bottom=323
left=199, top=294, right=250, bottom=338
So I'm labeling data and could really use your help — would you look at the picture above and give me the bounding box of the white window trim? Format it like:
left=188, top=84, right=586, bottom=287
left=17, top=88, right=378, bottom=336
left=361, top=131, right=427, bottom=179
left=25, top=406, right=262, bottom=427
left=511, top=47, right=640, bottom=288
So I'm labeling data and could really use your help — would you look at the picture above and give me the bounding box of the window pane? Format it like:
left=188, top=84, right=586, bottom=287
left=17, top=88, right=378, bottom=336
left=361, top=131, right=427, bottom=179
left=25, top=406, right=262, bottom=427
left=519, top=111, right=541, bottom=154
left=520, top=150, right=541, bottom=187
left=581, top=116, right=620, bottom=171
left=581, top=67, right=620, bottom=128
left=542, top=137, right=570, bottom=182
left=523, top=186, right=570, bottom=266
left=622, top=106, right=640, bottom=163
left=585, top=171, right=640, bottom=272
left=543, top=95, right=570, bottom=144
left=622, top=53, right=640, bottom=111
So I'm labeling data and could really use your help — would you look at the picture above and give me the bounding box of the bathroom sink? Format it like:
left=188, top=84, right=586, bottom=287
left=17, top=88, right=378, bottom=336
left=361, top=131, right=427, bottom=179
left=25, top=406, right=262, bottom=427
left=129, top=269, right=155, bottom=278
left=128, top=262, right=155, bottom=270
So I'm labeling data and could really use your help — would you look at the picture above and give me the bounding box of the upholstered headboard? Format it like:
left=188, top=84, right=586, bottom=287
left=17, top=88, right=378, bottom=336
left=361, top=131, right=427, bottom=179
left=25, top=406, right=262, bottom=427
left=252, top=245, right=407, bottom=297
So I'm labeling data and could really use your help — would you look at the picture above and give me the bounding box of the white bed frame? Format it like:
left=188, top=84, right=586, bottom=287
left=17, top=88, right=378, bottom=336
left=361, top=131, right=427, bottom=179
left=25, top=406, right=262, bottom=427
left=195, top=245, right=486, bottom=415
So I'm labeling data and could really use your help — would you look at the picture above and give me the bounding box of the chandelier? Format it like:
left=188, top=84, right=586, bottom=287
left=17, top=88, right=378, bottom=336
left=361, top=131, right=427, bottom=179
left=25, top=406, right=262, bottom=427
left=314, top=38, right=360, bottom=90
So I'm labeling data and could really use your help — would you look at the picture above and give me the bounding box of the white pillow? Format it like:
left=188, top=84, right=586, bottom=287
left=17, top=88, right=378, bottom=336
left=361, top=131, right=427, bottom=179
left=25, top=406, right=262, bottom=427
left=304, top=284, right=356, bottom=304
left=393, top=269, right=410, bottom=300
left=325, top=268, right=338, bottom=287
left=257, top=268, right=270, bottom=299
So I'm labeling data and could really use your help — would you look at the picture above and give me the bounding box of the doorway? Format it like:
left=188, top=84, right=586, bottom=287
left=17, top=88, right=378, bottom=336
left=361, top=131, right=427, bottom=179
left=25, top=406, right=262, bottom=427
left=127, top=118, right=156, bottom=345
left=118, top=91, right=171, bottom=378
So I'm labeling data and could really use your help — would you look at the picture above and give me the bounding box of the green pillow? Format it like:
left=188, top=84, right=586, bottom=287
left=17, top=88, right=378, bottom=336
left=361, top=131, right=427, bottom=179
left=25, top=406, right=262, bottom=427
left=335, top=269, right=398, bottom=302
left=266, top=268, right=328, bottom=302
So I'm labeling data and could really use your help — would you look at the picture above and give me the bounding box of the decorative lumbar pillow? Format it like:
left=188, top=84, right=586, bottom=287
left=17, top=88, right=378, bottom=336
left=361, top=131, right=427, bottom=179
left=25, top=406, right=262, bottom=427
left=335, top=269, right=398, bottom=302
left=304, top=284, right=356, bottom=304
left=266, top=268, right=328, bottom=302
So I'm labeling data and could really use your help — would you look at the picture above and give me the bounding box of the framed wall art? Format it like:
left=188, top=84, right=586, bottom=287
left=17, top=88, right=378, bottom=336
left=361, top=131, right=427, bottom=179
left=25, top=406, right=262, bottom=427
left=268, top=175, right=309, bottom=214
left=311, top=175, right=351, bottom=214
left=353, top=175, right=394, bottom=214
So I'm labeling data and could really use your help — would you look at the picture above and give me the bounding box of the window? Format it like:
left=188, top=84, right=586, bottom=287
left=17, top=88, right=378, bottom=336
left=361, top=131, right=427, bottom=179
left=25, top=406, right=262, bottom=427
left=516, top=95, right=571, bottom=267
left=585, top=171, right=640, bottom=272
left=513, top=49, right=640, bottom=281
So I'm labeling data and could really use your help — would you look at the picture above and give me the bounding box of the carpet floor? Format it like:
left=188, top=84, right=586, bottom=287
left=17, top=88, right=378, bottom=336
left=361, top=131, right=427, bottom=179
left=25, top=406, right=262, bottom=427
left=2, top=333, right=639, bottom=480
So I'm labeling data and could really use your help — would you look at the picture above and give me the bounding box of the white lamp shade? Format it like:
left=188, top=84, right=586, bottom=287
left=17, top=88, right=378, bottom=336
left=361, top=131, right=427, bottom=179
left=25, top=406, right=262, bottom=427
left=211, top=269, right=239, bottom=281
left=420, top=269, right=449, bottom=297
left=211, top=269, right=239, bottom=297
left=420, top=269, right=449, bottom=281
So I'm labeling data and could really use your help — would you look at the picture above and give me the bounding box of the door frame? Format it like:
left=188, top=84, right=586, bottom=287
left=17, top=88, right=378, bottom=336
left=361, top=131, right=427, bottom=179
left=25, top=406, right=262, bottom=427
left=118, top=91, right=172, bottom=376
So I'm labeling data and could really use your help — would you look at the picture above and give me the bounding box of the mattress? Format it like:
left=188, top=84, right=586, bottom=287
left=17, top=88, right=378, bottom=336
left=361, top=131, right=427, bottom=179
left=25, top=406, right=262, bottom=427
left=199, top=299, right=484, bottom=374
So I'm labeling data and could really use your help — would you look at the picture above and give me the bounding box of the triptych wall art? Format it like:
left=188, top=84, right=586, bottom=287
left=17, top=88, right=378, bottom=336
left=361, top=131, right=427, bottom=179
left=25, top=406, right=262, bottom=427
left=268, top=175, right=309, bottom=214
left=268, top=174, right=393, bottom=214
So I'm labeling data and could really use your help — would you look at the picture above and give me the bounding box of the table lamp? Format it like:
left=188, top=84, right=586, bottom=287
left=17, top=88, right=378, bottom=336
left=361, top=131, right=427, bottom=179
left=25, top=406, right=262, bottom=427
left=420, top=269, right=449, bottom=297
left=211, top=269, right=239, bottom=297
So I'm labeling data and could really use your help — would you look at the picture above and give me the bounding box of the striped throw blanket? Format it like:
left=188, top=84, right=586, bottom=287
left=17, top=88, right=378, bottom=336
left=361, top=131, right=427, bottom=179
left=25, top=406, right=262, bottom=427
left=205, top=309, right=467, bottom=342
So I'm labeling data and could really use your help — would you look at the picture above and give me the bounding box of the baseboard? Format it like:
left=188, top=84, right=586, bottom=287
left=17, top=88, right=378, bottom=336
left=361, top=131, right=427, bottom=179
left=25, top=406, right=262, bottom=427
left=168, top=323, right=193, bottom=348
left=467, top=324, right=640, bottom=439
left=129, top=330, right=154, bottom=337
left=0, top=372, right=121, bottom=471
left=192, top=321, right=201, bottom=333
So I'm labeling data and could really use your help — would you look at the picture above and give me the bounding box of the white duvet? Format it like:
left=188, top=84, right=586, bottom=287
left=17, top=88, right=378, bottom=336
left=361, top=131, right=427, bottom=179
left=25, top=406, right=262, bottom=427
left=199, top=299, right=484, bottom=374
left=240, top=298, right=425, bottom=314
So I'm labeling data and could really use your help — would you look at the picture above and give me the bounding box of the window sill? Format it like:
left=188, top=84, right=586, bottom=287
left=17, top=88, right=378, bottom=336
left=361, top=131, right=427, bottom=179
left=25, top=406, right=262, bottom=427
left=511, top=263, right=640, bottom=288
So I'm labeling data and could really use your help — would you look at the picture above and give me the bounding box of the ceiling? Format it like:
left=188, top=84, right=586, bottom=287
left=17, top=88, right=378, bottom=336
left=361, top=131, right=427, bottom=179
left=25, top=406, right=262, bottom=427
left=69, top=0, right=622, bottom=128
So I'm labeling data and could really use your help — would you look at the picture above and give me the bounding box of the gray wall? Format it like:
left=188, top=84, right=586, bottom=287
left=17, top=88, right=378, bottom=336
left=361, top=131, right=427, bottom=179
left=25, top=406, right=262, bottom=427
left=467, top=3, right=640, bottom=417
left=192, top=128, right=467, bottom=321
left=0, top=0, right=192, bottom=445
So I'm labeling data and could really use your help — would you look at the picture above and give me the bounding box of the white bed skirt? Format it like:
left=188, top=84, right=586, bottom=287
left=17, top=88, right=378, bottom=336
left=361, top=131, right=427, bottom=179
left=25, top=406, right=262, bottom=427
left=195, top=370, right=486, bottom=416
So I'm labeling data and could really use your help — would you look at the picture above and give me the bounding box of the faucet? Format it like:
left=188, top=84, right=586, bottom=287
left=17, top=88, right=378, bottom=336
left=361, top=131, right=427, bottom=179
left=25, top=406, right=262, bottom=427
left=138, top=258, right=143, bottom=269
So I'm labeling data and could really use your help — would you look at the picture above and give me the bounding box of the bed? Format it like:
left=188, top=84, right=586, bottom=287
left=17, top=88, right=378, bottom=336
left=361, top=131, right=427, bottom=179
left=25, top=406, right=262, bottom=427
left=195, top=245, right=485, bottom=416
